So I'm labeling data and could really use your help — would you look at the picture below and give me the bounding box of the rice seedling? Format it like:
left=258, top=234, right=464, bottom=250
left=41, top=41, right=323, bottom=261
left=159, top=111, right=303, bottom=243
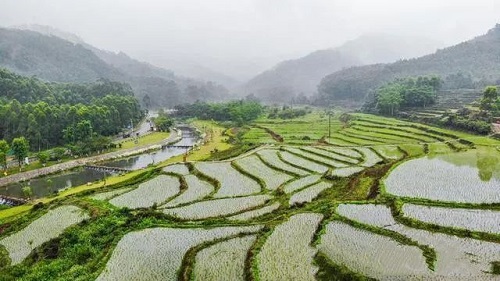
left=193, top=235, right=256, bottom=281
left=283, top=175, right=322, bottom=194
left=162, top=195, right=272, bottom=220
left=317, top=221, right=430, bottom=279
left=257, top=213, right=323, bottom=281
left=96, top=226, right=262, bottom=281
left=283, top=147, right=349, bottom=168
left=279, top=151, right=329, bottom=174
left=355, top=147, right=383, bottom=167
left=234, top=155, right=293, bottom=190
left=162, top=164, right=190, bottom=175
left=300, top=147, right=361, bottom=164
left=162, top=175, right=213, bottom=208
left=321, top=147, right=363, bottom=159
left=402, top=204, right=500, bottom=233
left=289, top=182, right=331, bottom=206
left=227, top=202, right=280, bottom=221
left=195, top=162, right=261, bottom=197
left=109, top=175, right=180, bottom=209
left=336, top=204, right=397, bottom=227
left=373, top=145, right=404, bottom=160
left=256, top=149, right=310, bottom=176
left=0, top=205, right=89, bottom=265
left=330, top=167, right=365, bottom=178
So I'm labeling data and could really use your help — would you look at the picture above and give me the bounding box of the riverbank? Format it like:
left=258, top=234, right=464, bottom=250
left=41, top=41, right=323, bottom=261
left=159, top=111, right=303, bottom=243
left=0, top=130, right=181, bottom=188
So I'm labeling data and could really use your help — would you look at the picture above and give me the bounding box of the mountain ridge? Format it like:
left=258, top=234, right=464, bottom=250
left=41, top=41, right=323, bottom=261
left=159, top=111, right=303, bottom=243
left=243, top=33, right=443, bottom=103
left=316, top=24, right=500, bottom=106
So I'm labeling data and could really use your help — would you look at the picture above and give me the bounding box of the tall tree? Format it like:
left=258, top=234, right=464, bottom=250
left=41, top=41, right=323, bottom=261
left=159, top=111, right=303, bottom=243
left=0, top=140, right=9, bottom=170
left=11, top=137, right=29, bottom=167
left=480, top=86, right=498, bottom=111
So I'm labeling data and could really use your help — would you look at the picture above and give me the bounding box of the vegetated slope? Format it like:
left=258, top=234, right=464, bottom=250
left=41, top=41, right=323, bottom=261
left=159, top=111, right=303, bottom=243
left=11, top=24, right=240, bottom=90
left=0, top=27, right=229, bottom=107
left=0, top=28, right=122, bottom=82
left=317, top=24, right=500, bottom=106
left=243, top=49, right=361, bottom=103
left=243, top=34, right=442, bottom=103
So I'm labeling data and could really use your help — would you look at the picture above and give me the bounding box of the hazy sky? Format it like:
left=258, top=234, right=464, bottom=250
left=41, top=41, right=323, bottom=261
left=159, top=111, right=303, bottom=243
left=0, top=0, right=499, bottom=80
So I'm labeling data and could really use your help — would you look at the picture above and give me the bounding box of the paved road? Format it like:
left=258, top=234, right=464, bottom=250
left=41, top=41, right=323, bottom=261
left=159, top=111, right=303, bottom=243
left=0, top=129, right=181, bottom=188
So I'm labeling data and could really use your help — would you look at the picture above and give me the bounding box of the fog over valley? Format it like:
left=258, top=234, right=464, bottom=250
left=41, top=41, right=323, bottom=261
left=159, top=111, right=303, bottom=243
left=1, top=0, right=499, bottom=83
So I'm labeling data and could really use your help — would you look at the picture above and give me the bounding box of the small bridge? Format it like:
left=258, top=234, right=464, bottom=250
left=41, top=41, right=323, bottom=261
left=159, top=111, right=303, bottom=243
left=162, top=145, right=194, bottom=149
left=0, top=195, right=29, bottom=206
left=84, top=165, right=132, bottom=173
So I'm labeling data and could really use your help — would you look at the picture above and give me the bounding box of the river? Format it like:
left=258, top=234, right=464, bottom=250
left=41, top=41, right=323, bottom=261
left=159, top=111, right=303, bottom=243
left=0, top=127, right=198, bottom=201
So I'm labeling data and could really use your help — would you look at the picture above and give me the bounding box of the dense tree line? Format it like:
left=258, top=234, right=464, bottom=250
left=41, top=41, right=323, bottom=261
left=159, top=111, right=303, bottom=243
left=363, top=76, right=441, bottom=115
left=0, top=68, right=143, bottom=152
left=267, top=106, right=311, bottom=119
left=173, top=100, right=264, bottom=125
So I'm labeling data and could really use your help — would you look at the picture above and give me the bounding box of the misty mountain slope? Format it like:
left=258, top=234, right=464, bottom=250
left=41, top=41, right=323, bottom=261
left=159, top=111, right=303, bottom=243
left=244, top=49, right=361, bottom=102
left=0, top=28, right=122, bottom=82
left=12, top=25, right=239, bottom=89
left=0, top=27, right=229, bottom=107
left=336, top=33, right=442, bottom=65
left=11, top=24, right=176, bottom=80
left=244, top=34, right=442, bottom=102
left=317, top=24, right=500, bottom=105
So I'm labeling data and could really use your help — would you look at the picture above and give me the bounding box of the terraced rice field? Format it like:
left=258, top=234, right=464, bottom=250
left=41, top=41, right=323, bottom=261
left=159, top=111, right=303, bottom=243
left=2, top=113, right=500, bottom=280
left=257, top=213, right=323, bottom=281
left=0, top=205, right=89, bottom=265
left=96, top=226, right=262, bottom=281
left=234, top=155, right=293, bottom=190
left=256, top=149, right=310, bottom=176
left=336, top=203, right=500, bottom=279
left=402, top=204, right=500, bottom=233
left=195, top=162, right=261, bottom=197
left=289, top=181, right=331, bottom=206
left=193, top=235, right=257, bottom=281
left=385, top=150, right=500, bottom=203
left=109, top=175, right=181, bottom=208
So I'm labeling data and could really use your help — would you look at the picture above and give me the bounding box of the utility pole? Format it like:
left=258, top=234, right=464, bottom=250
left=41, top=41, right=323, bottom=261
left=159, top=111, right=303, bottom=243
left=328, top=112, right=331, bottom=139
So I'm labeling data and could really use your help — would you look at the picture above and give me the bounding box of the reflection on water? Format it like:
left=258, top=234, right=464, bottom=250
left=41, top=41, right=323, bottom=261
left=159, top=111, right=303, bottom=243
left=102, top=128, right=197, bottom=170
left=0, top=168, right=114, bottom=199
left=437, top=147, right=500, bottom=182
left=0, top=127, right=199, bottom=200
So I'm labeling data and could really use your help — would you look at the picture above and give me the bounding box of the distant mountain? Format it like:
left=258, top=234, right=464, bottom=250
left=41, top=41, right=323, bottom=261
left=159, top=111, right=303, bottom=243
left=243, top=34, right=442, bottom=103
left=0, top=28, right=122, bottom=82
left=1, top=26, right=229, bottom=107
left=317, top=24, right=500, bottom=106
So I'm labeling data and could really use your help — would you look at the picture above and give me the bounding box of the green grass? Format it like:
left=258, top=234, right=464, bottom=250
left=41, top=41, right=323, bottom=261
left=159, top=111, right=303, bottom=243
left=118, top=132, right=170, bottom=149
left=253, top=112, right=342, bottom=144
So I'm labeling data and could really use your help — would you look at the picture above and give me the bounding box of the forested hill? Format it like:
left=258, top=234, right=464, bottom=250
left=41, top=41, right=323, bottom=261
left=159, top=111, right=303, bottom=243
left=0, top=68, right=143, bottom=150
left=0, top=27, right=229, bottom=107
left=317, top=24, right=500, bottom=106
left=243, top=34, right=441, bottom=103
left=0, top=28, right=122, bottom=82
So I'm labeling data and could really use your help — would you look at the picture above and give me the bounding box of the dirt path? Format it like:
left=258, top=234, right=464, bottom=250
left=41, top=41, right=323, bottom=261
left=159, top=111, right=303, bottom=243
left=0, top=130, right=181, bottom=187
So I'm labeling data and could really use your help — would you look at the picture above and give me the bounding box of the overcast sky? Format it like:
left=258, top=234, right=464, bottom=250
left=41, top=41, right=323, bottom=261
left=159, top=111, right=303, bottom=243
left=0, top=0, right=499, bottom=80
